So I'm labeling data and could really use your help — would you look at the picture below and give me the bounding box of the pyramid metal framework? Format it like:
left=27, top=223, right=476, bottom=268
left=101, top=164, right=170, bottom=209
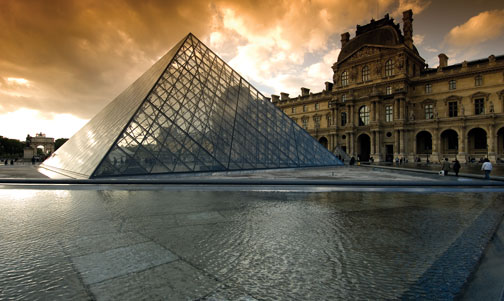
left=42, top=33, right=341, bottom=178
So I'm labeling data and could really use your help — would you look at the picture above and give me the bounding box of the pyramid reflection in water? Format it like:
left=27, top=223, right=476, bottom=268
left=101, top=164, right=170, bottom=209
left=42, top=33, right=341, bottom=178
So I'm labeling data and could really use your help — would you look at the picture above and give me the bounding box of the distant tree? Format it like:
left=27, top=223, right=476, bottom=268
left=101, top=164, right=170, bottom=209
left=0, top=137, right=25, bottom=158
left=54, top=138, right=69, bottom=151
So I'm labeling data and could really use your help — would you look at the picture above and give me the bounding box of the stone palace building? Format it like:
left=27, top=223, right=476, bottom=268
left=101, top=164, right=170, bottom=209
left=273, top=10, right=504, bottom=163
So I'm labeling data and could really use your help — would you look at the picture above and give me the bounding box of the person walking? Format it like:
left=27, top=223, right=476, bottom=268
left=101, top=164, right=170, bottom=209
left=481, top=158, right=493, bottom=180
left=441, top=158, right=450, bottom=176
left=453, top=159, right=461, bottom=176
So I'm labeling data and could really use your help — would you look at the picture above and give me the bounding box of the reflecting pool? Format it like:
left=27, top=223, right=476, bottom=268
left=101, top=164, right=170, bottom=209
left=0, top=188, right=502, bottom=300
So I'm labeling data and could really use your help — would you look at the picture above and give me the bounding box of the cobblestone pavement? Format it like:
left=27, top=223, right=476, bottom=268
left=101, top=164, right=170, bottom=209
left=0, top=187, right=502, bottom=300
left=0, top=163, right=48, bottom=179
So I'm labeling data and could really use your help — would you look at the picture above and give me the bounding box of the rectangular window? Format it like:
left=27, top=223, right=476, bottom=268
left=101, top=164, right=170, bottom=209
left=449, top=101, right=458, bottom=117
left=424, top=104, right=433, bottom=119
left=385, top=60, right=394, bottom=76
left=341, top=112, right=347, bottom=126
left=386, top=86, right=392, bottom=95
left=425, top=84, right=432, bottom=94
left=303, top=105, right=307, bottom=112
left=292, top=107, right=296, bottom=114
left=474, top=98, right=484, bottom=115
left=302, top=118, right=308, bottom=129
left=341, top=71, right=348, bottom=87
left=362, top=66, right=370, bottom=82
left=341, top=94, right=347, bottom=102
left=475, top=75, right=482, bottom=87
left=315, top=103, right=319, bottom=110
left=385, top=105, right=393, bottom=122
left=326, top=115, right=332, bottom=126
left=449, top=80, right=456, bottom=90
left=314, top=116, right=321, bottom=129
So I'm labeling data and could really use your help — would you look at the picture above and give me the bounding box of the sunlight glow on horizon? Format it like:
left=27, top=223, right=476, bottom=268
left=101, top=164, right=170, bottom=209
left=0, top=108, right=88, bottom=141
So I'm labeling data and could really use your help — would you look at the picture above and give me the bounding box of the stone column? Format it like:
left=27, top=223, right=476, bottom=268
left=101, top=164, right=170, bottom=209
left=344, top=135, right=349, bottom=154
left=400, top=130, right=405, bottom=154
left=371, top=131, right=376, bottom=154
left=431, top=128, right=440, bottom=162
left=412, top=131, right=417, bottom=154
left=489, top=125, right=497, bottom=162
left=394, top=130, right=399, bottom=156
left=346, top=105, right=351, bottom=125
left=351, top=105, right=355, bottom=125
left=395, top=99, right=400, bottom=120
left=376, top=102, right=380, bottom=122
left=376, top=131, right=381, bottom=161
left=371, top=102, right=375, bottom=122
left=349, top=133, right=354, bottom=156
left=334, top=106, right=338, bottom=128
left=457, top=127, right=467, bottom=163
left=400, top=99, right=406, bottom=120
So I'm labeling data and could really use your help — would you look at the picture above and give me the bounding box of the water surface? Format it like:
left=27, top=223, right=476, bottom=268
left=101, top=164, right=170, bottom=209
left=0, top=188, right=502, bottom=300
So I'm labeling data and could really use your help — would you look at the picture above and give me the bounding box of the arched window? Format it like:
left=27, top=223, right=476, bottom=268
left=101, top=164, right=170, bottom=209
left=359, top=105, right=370, bottom=126
left=385, top=59, right=394, bottom=76
left=362, top=65, right=370, bottom=82
left=341, top=71, right=348, bottom=86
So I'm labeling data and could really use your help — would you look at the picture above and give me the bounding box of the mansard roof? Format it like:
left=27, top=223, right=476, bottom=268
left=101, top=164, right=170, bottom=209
left=338, top=14, right=419, bottom=62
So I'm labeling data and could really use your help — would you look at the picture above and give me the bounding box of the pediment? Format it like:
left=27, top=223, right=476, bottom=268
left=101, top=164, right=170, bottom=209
left=471, top=91, right=490, bottom=99
left=444, top=95, right=462, bottom=104
left=338, top=45, right=398, bottom=65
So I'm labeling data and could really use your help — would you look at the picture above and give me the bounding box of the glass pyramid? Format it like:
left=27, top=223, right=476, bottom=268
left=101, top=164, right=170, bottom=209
left=42, top=33, right=341, bottom=178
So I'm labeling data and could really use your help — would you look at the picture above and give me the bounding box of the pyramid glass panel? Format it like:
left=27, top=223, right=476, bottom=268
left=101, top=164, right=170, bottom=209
left=42, top=33, right=341, bottom=178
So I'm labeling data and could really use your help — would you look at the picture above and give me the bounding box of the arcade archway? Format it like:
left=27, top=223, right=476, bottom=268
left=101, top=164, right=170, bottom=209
left=416, top=131, right=432, bottom=154
left=357, top=134, right=371, bottom=161
left=318, top=137, right=328, bottom=149
left=467, top=128, right=487, bottom=156
left=440, top=129, right=458, bottom=154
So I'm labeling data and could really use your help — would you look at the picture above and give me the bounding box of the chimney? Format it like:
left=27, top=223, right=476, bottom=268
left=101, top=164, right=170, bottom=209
left=402, top=9, right=413, bottom=49
left=341, top=32, right=350, bottom=48
left=271, top=94, right=280, bottom=102
left=280, top=92, right=289, bottom=101
left=325, top=82, right=334, bottom=92
left=301, top=87, right=310, bottom=96
left=438, top=53, right=448, bottom=68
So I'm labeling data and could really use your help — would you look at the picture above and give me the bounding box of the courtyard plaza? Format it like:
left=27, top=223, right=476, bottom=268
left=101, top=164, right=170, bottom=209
left=0, top=164, right=504, bottom=300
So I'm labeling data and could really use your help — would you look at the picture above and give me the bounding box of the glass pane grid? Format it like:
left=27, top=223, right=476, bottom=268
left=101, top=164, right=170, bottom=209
left=93, top=34, right=340, bottom=177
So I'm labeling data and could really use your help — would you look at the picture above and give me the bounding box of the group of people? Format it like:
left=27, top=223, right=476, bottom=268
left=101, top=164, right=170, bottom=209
left=395, top=157, right=408, bottom=165
left=441, top=158, right=493, bottom=179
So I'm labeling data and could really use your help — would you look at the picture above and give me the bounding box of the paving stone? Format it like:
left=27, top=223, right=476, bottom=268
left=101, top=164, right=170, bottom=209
left=0, top=259, right=89, bottom=300
left=60, top=231, right=149, bottom=257
left=90, top=261, right=219, bottom=300
left=72, top=241, right=178, bottom=285
left=462, top=220, right=504, bottom=300
left=176, top=211, right=226, bottom=226
left=120, top=214, right=178, bottom=231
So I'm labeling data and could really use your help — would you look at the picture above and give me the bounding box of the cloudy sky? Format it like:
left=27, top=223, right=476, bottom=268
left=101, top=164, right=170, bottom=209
left=0, top=0, right=503, bottom=140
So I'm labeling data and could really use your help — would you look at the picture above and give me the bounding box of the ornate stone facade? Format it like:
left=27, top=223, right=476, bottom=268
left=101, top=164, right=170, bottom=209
left=273, top=10, right=504, bottom=163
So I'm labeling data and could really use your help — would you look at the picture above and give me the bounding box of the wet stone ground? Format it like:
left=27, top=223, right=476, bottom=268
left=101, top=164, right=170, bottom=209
left=0, top=188, right=503, bottom=300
